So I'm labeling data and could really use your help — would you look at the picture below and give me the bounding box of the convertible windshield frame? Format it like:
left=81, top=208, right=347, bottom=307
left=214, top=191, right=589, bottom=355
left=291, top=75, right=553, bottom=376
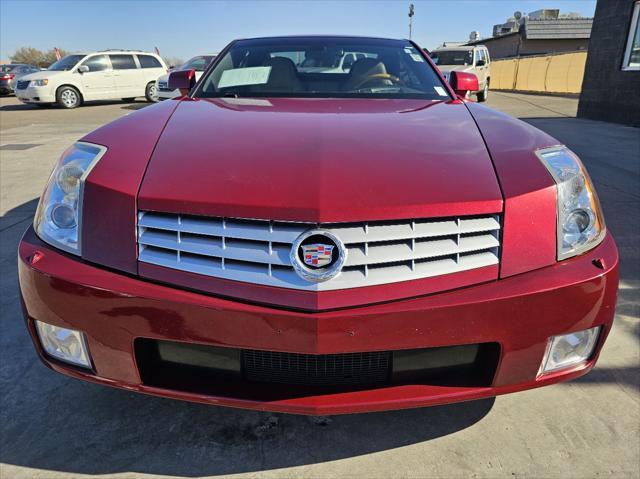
left=192, top=36, right=453, bottom=101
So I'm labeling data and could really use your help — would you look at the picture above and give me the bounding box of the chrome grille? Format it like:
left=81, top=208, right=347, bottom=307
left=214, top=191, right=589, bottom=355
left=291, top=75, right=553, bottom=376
left=16, top=80, right=29, bottom=90
left=137, top=211, right=501, bottom=291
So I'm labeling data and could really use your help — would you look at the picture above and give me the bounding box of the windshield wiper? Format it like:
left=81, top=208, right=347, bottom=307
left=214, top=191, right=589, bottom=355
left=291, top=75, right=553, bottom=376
left=222, top=92, right=239, bottom=98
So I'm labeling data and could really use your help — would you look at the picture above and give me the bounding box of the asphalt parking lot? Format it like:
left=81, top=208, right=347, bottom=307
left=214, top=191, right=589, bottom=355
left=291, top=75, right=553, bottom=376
left=1, top=92, right=638, bottom=479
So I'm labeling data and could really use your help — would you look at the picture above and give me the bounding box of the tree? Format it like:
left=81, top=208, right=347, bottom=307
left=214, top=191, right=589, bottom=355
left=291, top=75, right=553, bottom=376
left=10, top=47, right=44, bottom=67
left=163, top=56, right=184, bottom=69
left=42, top=48, right=68, bottom=67
left=9, top=47, right=69, bottom=68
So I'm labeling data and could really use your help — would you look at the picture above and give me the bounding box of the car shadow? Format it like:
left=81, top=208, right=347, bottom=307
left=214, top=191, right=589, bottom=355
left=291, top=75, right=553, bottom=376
left=0, top=197, right=38, bottom=230
left=0, top=102, right=46, bottom=111
left=572, top=365, right=640, bottom=391
left=0, top=99, right=152, bottom=111
left=121, top=101, right=152, bottom=111
left=0, top=373, right=495, bottom=476
left=83, top=99, right=151, bottom=109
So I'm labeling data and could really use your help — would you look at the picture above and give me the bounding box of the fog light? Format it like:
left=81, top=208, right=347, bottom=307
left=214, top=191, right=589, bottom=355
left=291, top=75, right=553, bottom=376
left=539, top=326, right=600, bottom=375
left=34, top=320, right=92, bottom=368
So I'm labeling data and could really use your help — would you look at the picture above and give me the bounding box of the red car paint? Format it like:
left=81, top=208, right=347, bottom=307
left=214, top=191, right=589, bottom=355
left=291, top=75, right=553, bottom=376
left=19, top=228, right=618, bottom=415
left=167, top=68, right=196, bottom=94
left=466, top=103, right=560, bottom=277
left=449, top=71, right=479, bottom=97
left=138, top=98, right=502, bottom=220
left=18, top=36, right=619, bottom=414
left=81, top=99, right=180, bottom=273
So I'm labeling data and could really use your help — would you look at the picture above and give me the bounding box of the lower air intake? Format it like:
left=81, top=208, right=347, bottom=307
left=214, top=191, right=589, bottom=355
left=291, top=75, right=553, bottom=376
left=243, top=349, right=391, bottom=386
left=135, top=339, right=501, bottom=399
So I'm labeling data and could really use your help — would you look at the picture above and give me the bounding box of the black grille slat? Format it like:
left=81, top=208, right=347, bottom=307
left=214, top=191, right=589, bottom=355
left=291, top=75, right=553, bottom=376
left=242, top=350, right=391, bottom=386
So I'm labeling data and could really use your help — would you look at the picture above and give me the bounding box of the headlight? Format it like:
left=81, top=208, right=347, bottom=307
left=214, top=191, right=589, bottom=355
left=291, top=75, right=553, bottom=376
left=32, top=79, right=49, bottom=86
left=34, top=142, right=107, bottom=255
left=536, top=146, right=605, bottom=260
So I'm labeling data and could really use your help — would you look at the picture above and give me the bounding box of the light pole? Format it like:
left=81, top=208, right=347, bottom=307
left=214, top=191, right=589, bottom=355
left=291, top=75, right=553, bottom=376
left=408, top=3, right=415, bottom=40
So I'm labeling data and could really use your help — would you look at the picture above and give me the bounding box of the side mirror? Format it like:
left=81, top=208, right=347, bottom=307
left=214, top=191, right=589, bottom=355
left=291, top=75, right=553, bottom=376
left=476, top=59, right=486, bottom=67
left=449, top=71, right=479, bottom=98
left=168, top=69, right=196, bottom=96
left=77, top=65, right=89, bottom=73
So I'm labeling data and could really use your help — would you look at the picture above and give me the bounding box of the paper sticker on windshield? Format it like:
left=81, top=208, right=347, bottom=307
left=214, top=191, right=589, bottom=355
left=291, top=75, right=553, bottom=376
left=410, top=53, right=424, bottom=62
left=434, top=86, right=448, bottom=96
left=218, top=67, right=272, bottom=88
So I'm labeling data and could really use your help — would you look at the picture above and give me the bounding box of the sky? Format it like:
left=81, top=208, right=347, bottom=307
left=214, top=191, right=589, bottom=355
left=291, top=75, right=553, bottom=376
left=0, top=0, right=597, bottom=61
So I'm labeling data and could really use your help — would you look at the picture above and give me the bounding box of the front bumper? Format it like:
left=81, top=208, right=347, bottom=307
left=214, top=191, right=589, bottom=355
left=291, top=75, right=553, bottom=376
left=16, top=86, right=56, bottom=103
left=18, top=226, right=619, bottom=415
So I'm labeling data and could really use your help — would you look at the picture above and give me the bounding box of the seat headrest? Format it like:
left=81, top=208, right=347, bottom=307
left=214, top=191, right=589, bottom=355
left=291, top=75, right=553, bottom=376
left=349, top=58, right=387, bottom=77
left=263, top=56, right=298, bottom=73
left=260, top=56, right=303, bottom=92
left=343, top=58, right=388, bottom=90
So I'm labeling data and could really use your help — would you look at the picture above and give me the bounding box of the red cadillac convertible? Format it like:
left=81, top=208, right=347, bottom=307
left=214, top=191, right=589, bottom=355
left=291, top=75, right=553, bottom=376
left=18, top=36, right=619, bottom=415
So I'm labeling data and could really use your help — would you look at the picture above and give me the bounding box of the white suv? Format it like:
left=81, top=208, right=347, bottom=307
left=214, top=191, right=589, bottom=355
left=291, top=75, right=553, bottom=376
left=431, top=45, right=491, bottom=102
left=15, top=50, right=167, bottom=108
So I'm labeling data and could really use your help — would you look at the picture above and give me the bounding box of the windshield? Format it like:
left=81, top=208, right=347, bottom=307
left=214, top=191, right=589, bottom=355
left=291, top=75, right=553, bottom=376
left=196, top=37, right=450, bottom=100
left=1, top=65, right=18, bottom=73
left=48, top=55, right=85, bottom=71
left=431, top=50, right=474, bottom=66
left=180, top=55, right=215, bottom=71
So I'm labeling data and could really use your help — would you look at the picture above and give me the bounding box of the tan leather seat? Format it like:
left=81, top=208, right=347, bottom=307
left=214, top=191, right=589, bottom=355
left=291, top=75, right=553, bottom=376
left=256, top=57, right=304, bottom=93
left=343, top=58, right=391, bottom=91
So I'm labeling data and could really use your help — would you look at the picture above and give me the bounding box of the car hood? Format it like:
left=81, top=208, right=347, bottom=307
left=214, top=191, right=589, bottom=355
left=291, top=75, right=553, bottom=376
left=436, top=65, right=474, bottom=74
left=138, top=97, right=503, bottom=222
left=21, top=70, right=66, bottom=80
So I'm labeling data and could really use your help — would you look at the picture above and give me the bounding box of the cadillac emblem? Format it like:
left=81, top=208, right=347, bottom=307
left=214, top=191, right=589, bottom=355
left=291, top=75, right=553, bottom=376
left=290, top=229, right=346, bottom=283
left=301, top=243, right=334, bottom=268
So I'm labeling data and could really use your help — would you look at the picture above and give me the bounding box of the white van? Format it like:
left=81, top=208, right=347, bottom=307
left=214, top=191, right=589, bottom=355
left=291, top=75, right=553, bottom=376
left=15, top=50, right=167, bottom=108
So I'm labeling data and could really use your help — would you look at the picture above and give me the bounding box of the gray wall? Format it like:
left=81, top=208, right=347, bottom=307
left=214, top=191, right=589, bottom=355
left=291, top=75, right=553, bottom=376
left=480, top=35, right=520, bottom=59
left=478, top=35, right=589, bottom=60
left=578, top=0, right=640, bottom=126
left=519, top=38, right=589, bottom=56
